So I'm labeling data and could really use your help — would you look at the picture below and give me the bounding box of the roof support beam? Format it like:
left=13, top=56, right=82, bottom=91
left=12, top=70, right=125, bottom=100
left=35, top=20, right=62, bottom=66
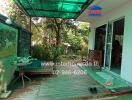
left=25, top=8, right=80, bottom=14
left=26, top=1, right=86, bottom=5
left=14, top=0, right=30, bottom=16
left=76, top=0, right=94, bottom=19
left=30, top=15, right=74, bottom=19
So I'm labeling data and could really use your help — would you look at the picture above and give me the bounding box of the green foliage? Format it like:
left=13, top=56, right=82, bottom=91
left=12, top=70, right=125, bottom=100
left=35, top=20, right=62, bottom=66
left=61, top=22, right=89, bottom=54
left=60, top=54, right=81, bottom=62
left=52, top=45, right=64, bottom=62
left=80, top=47, right=88, bottom=57
left=0, top=23, right=17, bottom=58
left=32, top=44, right=64, bottom=62
left=7, top=1, right=30, bottom=30
left=67, top=33, right=82, bottom=53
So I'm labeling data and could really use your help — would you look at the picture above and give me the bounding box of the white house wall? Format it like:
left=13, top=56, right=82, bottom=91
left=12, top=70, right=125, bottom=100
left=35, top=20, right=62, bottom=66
left=89, top=0, right=132, bottom=83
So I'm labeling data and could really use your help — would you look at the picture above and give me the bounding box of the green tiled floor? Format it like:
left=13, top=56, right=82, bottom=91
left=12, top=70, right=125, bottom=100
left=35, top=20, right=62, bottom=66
left=79, top=65, right=132, bottom=90
left=112, top=94, right=132, bottom=100
left=7, top=65, right=110, bottom=100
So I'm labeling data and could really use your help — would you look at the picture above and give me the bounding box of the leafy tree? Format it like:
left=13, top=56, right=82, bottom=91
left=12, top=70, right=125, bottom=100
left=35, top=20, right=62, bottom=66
left=6, top=0, right=30, bottom=30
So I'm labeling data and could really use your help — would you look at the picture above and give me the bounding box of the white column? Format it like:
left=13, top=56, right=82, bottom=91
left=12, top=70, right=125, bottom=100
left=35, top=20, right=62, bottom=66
left=88, top=26, right=95, bottom=50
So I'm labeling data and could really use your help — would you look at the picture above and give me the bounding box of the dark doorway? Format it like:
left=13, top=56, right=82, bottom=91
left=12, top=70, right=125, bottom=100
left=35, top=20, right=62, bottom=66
left=111, top=18, right=125, bottom=74
left=95, top=24, right=106, bottom=66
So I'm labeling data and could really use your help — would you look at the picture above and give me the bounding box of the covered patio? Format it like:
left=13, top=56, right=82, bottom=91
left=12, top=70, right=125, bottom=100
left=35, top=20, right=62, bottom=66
left=0, top=0, right=132, bottom=99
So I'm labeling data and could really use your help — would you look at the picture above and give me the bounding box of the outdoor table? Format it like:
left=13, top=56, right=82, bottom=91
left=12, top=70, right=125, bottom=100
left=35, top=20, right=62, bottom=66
left=13, top=62, right=31, bottom=88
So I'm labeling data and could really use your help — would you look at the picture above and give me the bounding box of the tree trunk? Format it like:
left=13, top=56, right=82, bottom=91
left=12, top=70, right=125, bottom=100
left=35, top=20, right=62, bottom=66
left=51, top=18, right=64, bottom=46
left=56, top=29, right=61, bottom=45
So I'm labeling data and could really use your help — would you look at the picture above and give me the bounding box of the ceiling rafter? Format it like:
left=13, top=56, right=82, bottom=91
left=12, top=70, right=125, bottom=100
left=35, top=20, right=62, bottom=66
left=25, top=8, right=80, bottom=14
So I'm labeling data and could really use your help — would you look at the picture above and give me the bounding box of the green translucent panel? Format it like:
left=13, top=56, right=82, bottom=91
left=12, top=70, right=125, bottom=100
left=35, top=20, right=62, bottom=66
left=59, top=3, right=82, bottom=12
left=15, top=0, right=92, bottom=19
left=0, top=22, right=18, bottom=58
left=0, top=21, right=18, bottom=92
left=24, top=4, right=82, bottom=12
left=24, top=3, right=82, bottom=12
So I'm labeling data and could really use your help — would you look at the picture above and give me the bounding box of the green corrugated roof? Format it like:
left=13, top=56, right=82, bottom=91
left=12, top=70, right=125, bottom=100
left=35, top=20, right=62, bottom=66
left=14, top=0, right=93, bottom=19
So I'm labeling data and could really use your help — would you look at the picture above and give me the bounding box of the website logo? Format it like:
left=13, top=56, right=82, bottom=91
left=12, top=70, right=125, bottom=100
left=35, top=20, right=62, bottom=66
left=86, top=5, right=102, bottom=17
